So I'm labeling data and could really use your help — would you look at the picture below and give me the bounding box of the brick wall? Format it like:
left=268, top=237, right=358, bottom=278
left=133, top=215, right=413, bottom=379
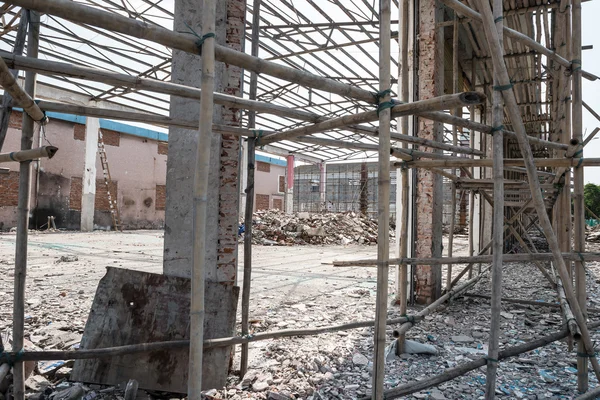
left=156, top=184, right=166, bottom=210
left=69, top=177, right=82, bottom=211
left=215, top=0, right=244, bottom=280
left=0, top=171, right=19, bottom=206
left=74, top=124, right=85, bottom=141
left=257, top=161, right=270, bottom=173
left=158, top=142, right=168, bottom=155
left=9, top=110, right=22, bottom=129
left=95, top=179, right=118, bottom=212
left=99, top=129, right=120, bottom=147
left=256, top=194, right=270, bottom=211
left=272, top=198, right=283, bottom=210
left=278, top=175, right=285, bottom=193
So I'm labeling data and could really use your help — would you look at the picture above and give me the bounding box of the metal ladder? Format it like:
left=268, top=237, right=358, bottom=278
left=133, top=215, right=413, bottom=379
left=98, top=130, right=122, bottom=231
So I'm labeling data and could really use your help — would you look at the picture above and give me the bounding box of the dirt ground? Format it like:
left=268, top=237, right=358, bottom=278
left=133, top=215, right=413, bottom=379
left=1, top=231, right=599, bottom=399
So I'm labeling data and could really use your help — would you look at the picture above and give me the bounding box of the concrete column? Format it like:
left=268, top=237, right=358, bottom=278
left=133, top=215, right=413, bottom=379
left=163, top=0, right=243, bottom=388
left=414, top=0, right=444, bottom=304
left=81, top=116, right=99, bottom=231
left=285, top=154, right=294, bottom=213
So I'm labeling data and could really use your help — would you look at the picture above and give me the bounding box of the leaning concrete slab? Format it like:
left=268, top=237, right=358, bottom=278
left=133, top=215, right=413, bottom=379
left=71, top=267, right=238, bottom=393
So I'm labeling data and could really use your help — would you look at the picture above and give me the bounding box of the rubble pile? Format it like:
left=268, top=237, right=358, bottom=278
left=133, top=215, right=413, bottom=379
left=249, top=210, right=394, bottom=246
left=586, top=224, right=600, bottom=242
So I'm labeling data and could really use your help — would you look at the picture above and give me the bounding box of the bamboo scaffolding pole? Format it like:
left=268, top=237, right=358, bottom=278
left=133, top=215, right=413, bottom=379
left=0, top=52, right=322, bottom=124
left=446, top=16, right=460, bottom=293
left=576, top=386, right=600, bottom=400
left=582, top=127, right=599, bottom=148
left=332, top=251, right=600, bottom=267
left=550, top=262, right=581, bottom=340
left=188, top=0, right=216, bottom=397
left=381, top=320, right=600, bottom=399
left=240, top=0, right=261, bottom=378
left=572, top=0, right=588, bottom=390
left=394, top=0, right=410, bottom=356
left=0, top=145, right=57, bottom=163
left=5, top=0, right=376, bottom=103
left=297, top=132, right=482, bottom=157
left=0, top=50, right=45, bottom=123
left=240, top=138, right=255, bottom=378
left=419, top=111, right=568, bottom=151
left=0, top=315, right=422, bottom=364
left=0, top=11, right=28, bottom=151
left=373, top=2, right=392, bottom=397
left=396, top=158, right=600, bottom=168
left=475, top=0, right=600, bottom=382
left=12, top=11, right=38, bottom=400
left=16, top=98, right=256, bottom=136
left=260, top=92, right=486, bottom=145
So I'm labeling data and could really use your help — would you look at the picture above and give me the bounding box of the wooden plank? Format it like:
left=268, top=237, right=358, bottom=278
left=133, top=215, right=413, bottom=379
left=71, top=267, right=238, bottom=394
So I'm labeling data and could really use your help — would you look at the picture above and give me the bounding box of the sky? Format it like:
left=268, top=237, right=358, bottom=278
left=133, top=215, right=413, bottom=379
left=581, top=0, right=600, bottom=184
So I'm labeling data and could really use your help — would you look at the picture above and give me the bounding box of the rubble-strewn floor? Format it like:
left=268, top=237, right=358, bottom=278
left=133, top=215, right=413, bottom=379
left=1, top=231, right=599, bottom=400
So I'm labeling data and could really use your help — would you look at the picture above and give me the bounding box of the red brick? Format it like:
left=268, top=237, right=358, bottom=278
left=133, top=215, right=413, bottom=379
left=256, top=194, right=269, bottom=211
left=272, top=198, right=283, bottom=210
left=157, top=141, right=168, bottom=155
left=0, top=171, right=20, bottom=206
left=69, top=177, right=82, bottom=211
left=278, top=175, right=285, bottom=193
left=74, top=124, right=86, bottom=141
left=9, top=111, right=22, bottom=129
left=257, top=161, right=270, bottom=173
left=95, top=179, right=118, bottom=211
left=215, top=1, right=244, bottom=280
left=156, top=184, right=166, bottom=211
left=99, top=129, right=120, bottom=147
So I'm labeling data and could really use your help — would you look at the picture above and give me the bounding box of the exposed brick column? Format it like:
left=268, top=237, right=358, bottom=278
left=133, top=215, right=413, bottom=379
left=414, top=0, right=444, bottom=304
left=216, top=0, right=243, bottom=282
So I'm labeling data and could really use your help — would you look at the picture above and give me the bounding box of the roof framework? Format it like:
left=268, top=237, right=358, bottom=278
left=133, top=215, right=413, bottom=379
left=0, top=0, right=575, bottom=163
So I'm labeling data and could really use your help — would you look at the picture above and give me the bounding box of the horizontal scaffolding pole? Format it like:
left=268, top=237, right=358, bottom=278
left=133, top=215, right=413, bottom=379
left=383, top=320, right=600, bottom=399
left=0, top=55, right=46, bottom=123
left=0, top=146, right=57, bottom=163
left=332, top=252, right=600, bottom=267
left=394, top=158, right=600, bottom=168
left=419, top=111, right=568, bottom=151
left=5, top=0, right=377, bottom=103
left=0, top=315, right=421, bottom=363
left=0, top=52, right=322, bottom=124
left=4, top=97, right=260, bottom=137
left=261, top=92, right=486, bottom=145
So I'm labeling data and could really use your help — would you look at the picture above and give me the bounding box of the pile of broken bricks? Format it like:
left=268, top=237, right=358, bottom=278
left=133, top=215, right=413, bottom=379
left=248, top=210, right=395, bottom=246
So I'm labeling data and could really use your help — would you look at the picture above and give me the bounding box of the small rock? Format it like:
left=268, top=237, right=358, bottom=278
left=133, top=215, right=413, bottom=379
left=252, top=381, right=269, bottom=392
left=429, top=389, right=446, bottom=400
left=352, top=353, right=369, bottom=366
left=451, top=335, right=474, bottom=343
left=267, top=392, right=292, bottom=400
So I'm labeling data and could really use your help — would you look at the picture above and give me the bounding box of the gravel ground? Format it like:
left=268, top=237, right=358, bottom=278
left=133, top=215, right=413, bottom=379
left=0, top=231, right=599, bottom=400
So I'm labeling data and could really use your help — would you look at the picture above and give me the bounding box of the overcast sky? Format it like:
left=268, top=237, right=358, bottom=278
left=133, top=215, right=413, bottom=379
left=581, top=0, right=600, bottom=184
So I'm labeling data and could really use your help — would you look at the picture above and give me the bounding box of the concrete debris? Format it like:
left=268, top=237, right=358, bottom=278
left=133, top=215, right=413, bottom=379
left=4, top=232, right=600, bottom=400
left=55, top=255, right=78, bottom=263
left=249, top=210, right=394, bottom=246
left=403, top=339, right=438, bottom=355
